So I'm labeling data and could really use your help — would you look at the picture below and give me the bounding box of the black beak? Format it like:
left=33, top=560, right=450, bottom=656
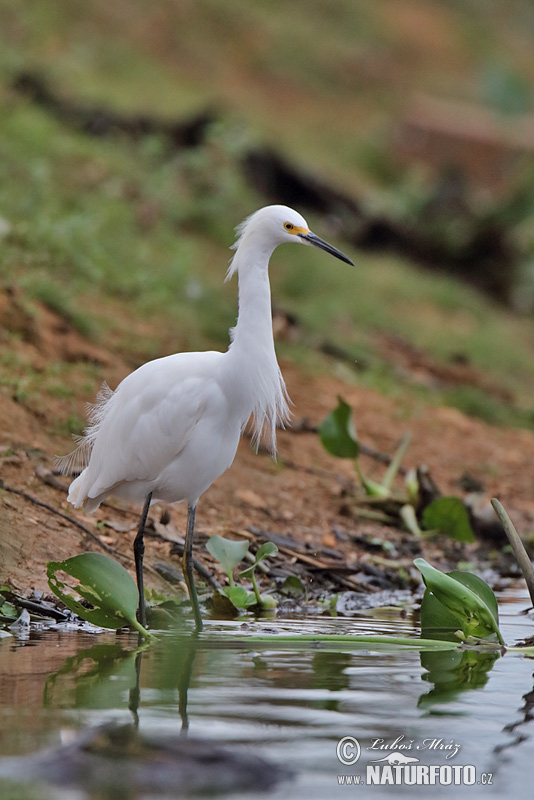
left=298, top=231, right=354, bottom=266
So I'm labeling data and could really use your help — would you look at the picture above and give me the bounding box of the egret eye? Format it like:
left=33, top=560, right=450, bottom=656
left=284, top=222, right=294, bottom=231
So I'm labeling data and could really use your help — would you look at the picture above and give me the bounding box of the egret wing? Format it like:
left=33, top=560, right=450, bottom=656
left=80, top=353, right=223, bottom=500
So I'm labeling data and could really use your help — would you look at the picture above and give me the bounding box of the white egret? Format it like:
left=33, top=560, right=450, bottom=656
left=61, top=205, right=354, bottom=630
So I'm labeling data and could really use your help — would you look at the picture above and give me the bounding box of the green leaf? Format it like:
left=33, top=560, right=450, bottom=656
left=259, top=594, right=277, bottom=609
left=382, top=432, right=411, bottom=491
left=420, top=588, right=465, bottom=641
left=206, top=534, right=249, bottom=579
left=240, top=541, right=279, bottom=577
left=47, top=553, right=150, bottom=638
left=256, top=542, right=278, bottom=561
left=223, top=586, right=257, bottom=609
left=400, top=503, right=422, bottom=537
left=280, top=575, right=305, bottom=597
left=0, top=592, right=18, bottom=621
left=422, top=497, right=475, bottom=543
left=355, top=461, right=390, bottom=497
left=319, top=396, right=359, bottom=459
left=405, top=468, right=419, bottom=506
left=414, top=558, right=503, bottom=644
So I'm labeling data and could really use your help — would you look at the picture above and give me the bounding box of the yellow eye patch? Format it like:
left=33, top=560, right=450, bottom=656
left=284, top=222, right=309, bottom=235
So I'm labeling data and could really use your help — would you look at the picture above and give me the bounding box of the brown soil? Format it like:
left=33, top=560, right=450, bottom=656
left=1, top=288, right=533, bottom=601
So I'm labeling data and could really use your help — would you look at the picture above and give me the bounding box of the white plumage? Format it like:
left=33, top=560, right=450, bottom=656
left=61, top=204, right=353, bottom=629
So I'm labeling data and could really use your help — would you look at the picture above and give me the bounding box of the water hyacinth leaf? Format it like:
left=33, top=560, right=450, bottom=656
left=421, top=581, right=500, bottom=643
left=240, top=542, right=279, bottom=577
left=47, top=553, right=149, bottom=636
left=448, top=570, right=499, bottom=624
left=259, top=594, right=277, bottom=609
left=420, top=589, right=465, bottom=641
left=224, top=586, right=256, bottom=609
left=319, top=396, right=359, bottom=459
left=0, top=596, right=18, bottom=621
left=256, top=542, right=278, bottom=562
left=280, top=575, right=305, bottom=597
left=206, top=534, right=249, bottom=578
left=414, top=558, right=503, bottom=644
left=422, top=497, right=475, bottom=543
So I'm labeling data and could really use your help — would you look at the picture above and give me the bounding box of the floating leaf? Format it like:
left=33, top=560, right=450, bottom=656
left=206, top=535, right=249, bottom=580
left=414, top=558, right=503, bottom=644
left=420, top=589, right=464, bottom=641
left=422, top=497, right=475, bottom=543
left=47, top=553, right=150, bottom=638
left=319, top=396, right=359, bottom=459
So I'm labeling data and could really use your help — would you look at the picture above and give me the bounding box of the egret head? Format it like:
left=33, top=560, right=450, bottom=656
left=228, top=205, right=354, bottom=278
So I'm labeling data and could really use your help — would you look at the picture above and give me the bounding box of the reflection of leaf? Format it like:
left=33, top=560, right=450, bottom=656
left=312, top=652, right=351, bottom=709
left=206, top=535, right=249, bottom=579
left=415, top=558, right=503, bottom=644
left=422, top=497, right=475, bottom=543
left=419, top=649, right=499, bottom=708
left=47, top=553, right=150, bottom=637
left=319, top=397, right=359, bottom=459
left=43, top=642, right=140, bottom=710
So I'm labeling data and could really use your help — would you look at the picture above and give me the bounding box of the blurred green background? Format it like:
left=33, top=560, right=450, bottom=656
left=1, top=0, right=534, bottom=431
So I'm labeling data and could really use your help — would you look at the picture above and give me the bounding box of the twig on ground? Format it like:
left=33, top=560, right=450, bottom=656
left=1, top=480, right=118, bottom=555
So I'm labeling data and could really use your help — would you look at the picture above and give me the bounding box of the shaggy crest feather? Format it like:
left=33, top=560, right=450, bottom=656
left=225, top=210, right=255, bottom=281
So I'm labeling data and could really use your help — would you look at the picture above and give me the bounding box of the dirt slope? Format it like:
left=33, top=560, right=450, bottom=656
left=1, top=289, right=533, bottom=599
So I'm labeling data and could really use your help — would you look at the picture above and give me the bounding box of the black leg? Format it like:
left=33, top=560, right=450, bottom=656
left=183, top=504, right=203, bottom=631
left=134, top=491, right=152, bottom=628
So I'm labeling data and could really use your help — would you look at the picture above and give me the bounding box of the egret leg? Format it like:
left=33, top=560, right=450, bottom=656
left=134, top=491, right=152, bottom=628
left=183, top=504, right=203, bottom=631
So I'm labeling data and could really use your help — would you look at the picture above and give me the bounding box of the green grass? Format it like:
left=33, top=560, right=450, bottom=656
left=1, top=1, right=534, bottom=429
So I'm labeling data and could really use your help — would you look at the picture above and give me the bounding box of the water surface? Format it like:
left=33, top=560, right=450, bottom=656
left=0, top=590, right=532, bottom=799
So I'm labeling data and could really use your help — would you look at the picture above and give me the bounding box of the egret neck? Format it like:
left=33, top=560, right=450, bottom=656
left=225, top=235, right=289, bottom=452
